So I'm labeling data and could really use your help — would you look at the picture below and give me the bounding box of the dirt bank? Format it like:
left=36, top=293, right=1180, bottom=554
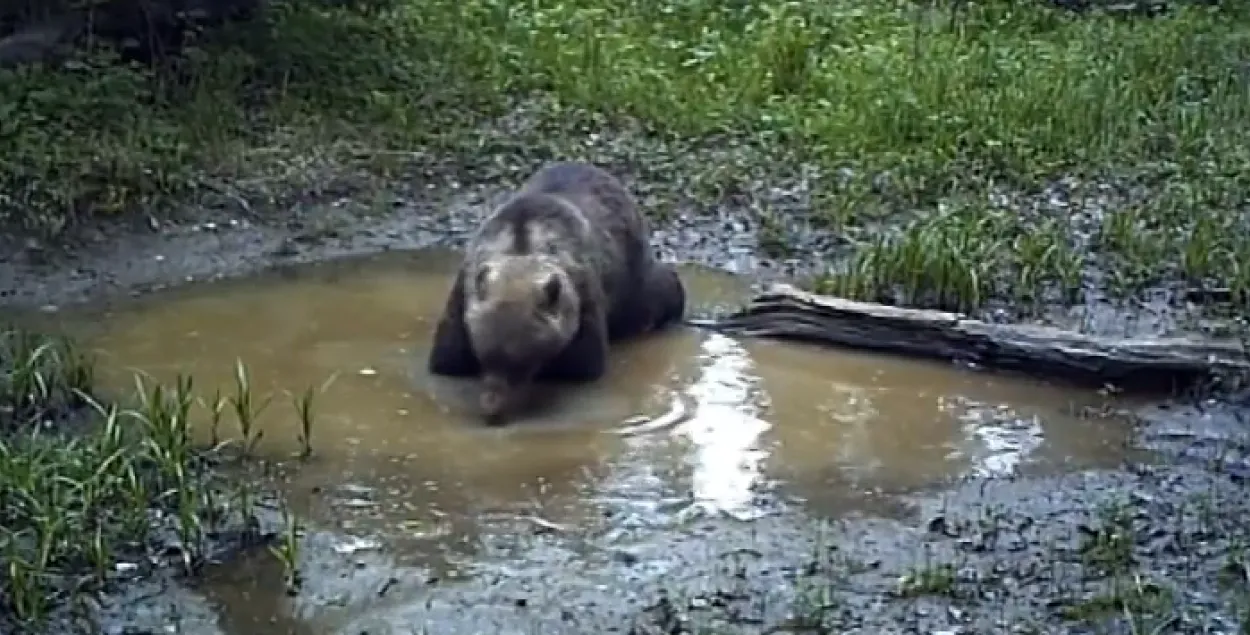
left=0, top=184, right=829, bottom=316
left=278, top=463, right=1250, bottom=634
left=3, top=149, right=1250, bottom=633
left=0, top=147, right=838, bottom=315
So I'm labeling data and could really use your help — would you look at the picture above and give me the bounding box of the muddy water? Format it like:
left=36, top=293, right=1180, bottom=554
left=52, top=248, right=1136, bottom=632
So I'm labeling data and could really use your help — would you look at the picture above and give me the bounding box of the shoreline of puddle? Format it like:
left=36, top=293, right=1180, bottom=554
left=27, top=246, right=1165, bottom=634
left=2, top=208, right=1248, bottom=632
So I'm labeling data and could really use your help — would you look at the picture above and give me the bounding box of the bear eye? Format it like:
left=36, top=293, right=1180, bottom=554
left=540, top=275, right=561, bottom=310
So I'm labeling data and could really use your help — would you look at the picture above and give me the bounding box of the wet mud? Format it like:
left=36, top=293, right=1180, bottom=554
left=29, top=245, right=1183, bottom=634
left=0, top=173, right=825, bottom=315
left=194, top=464, right=1250, bottom=635
left=1, top=156, right=1247, bottom=633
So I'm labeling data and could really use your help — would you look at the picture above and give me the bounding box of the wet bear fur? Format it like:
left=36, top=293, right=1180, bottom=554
left=427, top=161, right=686, bottom=423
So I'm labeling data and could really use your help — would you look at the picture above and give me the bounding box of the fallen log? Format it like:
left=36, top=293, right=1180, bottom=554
left=687, top=283, right=1250, bottom=395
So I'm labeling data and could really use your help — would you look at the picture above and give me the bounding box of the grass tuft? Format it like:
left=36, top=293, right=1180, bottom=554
left=0, top=326, right=315, bottom=628
left=815, top=204, right=1084, bottom=314
left=0, top=329, right=94, bottom=429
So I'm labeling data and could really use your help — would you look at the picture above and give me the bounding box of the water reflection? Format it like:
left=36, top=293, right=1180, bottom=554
left=945, top=396, right=1048, bottom=478
left=676, top=332, right=772, bottom=520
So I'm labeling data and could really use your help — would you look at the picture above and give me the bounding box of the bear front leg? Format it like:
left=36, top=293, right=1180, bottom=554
left=646, top=263, right=686, bottom=331
left=427, top=270, right=481, bottom=377
left=605, top=263, right=686, bottom=341
left=539, top=306, right=609, bottom=382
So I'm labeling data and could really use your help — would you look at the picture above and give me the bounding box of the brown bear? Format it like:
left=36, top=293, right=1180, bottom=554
left=426, top=161, right=687, bottom=425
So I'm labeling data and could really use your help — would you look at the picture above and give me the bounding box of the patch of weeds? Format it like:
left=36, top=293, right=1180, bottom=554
left=227, top=357, right=270, bottom=459
left=1096, top=181, right=1250, bottom=302
left=897, top=561, right=958, bottom=598
left=0, top=326, right=315, bottom=629
left=1078, top=501, right=1138, bottom=576
left=1, top=0, right=502, bottom=235
left=0, top=328, right=94, bottom=428
left=287, top=371, right=338, bottom=462
left=756, top=210, right=794, bottom=259
left=1056, top=575, right=1178, bottom=632
left=0, top=45, right=245, bottom=235
left=470, top=0, right=1250, bottom=177
left=1219, top=547, right=1250, bottom=630
left=781, top=528, right=868, bottom=633
left=1221, top=541, right=1250, bottom=590
left=268, top=502, right=304, bottom=596
left=812, top=204, right=1081, bottom=315
left=785, top=580, right=842, bottom=634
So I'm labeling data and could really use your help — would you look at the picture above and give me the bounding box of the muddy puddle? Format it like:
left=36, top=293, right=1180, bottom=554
left=45, top=248, right=1141, bottom=633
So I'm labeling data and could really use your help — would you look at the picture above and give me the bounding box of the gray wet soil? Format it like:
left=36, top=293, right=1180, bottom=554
left=3, top=123, right=1250, bottom=632
left=10, top=244, right=1245, bottom=634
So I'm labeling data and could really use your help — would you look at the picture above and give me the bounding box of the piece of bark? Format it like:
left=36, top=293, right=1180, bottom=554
left=688, top=283, right=1250, bottom=394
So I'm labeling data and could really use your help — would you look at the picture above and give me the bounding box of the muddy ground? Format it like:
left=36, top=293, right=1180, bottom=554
left=3, top=116, right=1250, bottom=634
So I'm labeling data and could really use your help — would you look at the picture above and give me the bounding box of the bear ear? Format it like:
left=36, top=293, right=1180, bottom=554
left=473, top=266, right=492, bottom=300
left=540, top=274, right=562, bottom=311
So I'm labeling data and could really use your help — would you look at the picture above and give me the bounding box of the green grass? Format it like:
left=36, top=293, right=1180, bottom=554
left=0, top=326, right=310, bottom=628
left=814, top=204, right=1085, bottom=313
left=4, top=0, right=1249, bottom=309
